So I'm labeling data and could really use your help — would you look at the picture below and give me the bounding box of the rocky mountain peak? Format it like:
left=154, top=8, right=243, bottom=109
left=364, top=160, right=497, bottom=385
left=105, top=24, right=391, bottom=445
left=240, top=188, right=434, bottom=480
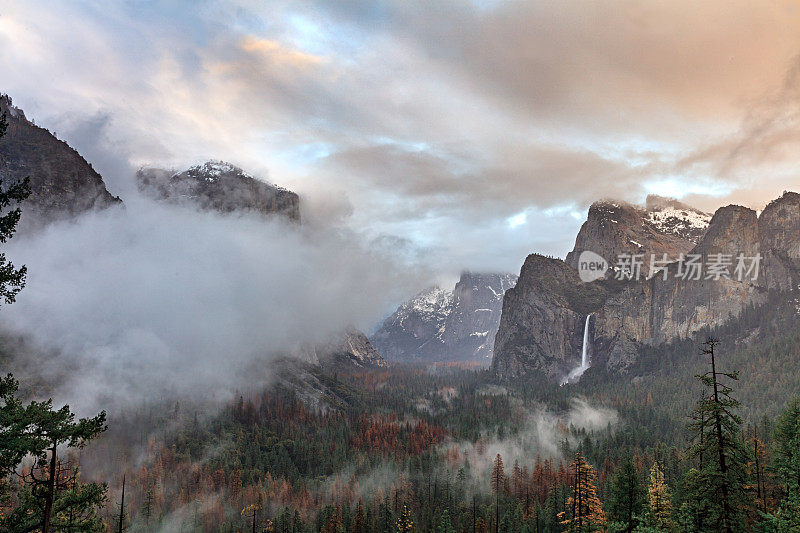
left=757, top=191, right=800, bottom=290
left=645, top=195, right=711, bottom=243
left=692, top=204, right=759, bottom=257
left=758, top=191, right=800, bottom=259
left=300, top=328, right=388, bottom=369
left=370, top=271, right=517, bottom=363
left=0, top=94, right=122, bottom=228
left=0, top=95, right=25, bottom=121
left=565, top=197, right=706, bottom=271
left=137, top=160, right=300, bottom=222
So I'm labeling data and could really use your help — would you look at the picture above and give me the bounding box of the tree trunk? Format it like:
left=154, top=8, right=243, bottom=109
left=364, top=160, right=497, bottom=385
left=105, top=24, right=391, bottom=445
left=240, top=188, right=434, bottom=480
left=710, top=343, right=732, bottom=533
left=42, top=443, right=57, bottom=533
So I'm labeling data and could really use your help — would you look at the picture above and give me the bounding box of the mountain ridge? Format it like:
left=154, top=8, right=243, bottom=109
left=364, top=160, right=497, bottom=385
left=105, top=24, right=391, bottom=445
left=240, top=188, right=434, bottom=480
left=493, top=193, right=800, bottom=382
left=136, top=160, right=301, bottom=222
left=0, top=94, right=122, bottom=228
left=371, top=272, right=517, bottom=363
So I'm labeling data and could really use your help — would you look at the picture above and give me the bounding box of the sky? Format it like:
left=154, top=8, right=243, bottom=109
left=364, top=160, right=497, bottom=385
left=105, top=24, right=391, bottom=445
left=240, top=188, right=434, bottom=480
left=2, top=0, right=800, bottom=276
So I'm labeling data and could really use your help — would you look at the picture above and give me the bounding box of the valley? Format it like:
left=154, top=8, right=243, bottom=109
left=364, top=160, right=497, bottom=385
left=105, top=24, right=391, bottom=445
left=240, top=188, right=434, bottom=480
left=2, top=3, right=800, bottom=531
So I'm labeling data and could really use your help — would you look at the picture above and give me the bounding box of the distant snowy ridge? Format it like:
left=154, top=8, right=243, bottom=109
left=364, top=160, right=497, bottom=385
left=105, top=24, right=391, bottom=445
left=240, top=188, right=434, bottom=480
left=371, top=272, right=517, bottom=363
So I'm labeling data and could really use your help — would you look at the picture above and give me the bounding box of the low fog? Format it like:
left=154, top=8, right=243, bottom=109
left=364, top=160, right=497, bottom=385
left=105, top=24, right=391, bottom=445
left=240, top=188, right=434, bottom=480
left=306, top=397, right=620, bottom=507
left=0, top=195, right=427, bottom=412
left=447, top=398, right=618, bottom=485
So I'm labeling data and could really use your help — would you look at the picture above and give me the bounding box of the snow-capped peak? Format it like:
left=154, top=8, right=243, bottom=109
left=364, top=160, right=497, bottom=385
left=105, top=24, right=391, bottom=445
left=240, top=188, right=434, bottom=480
left=183, top=160, right=249, bottom=182
left=645, top=195, right=711, bottom=243
left=406, top=286, right=454, bottom=317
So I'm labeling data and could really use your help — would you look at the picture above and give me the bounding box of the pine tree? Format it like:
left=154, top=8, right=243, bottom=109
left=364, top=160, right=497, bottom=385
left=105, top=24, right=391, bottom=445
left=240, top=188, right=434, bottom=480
left=772, top=396, right=800, bottom=498
left=761, top=396, right=800, bottom=528
left=606, top=456, right=644, bottom=533
left=558, top=453, right=604, bottom=532
left=0, top=110, right=30, bottom=307
left=645, top=462, right=674, bottom=531
left=353, top=498, right=367, bottom=533
left=241, top=502, right=263, bottom=533
left=747, top=425, right=769, bottom=514
left=0, top=374, right=107, bottom=533
left=321, top=505, right=343, bottom=533
left=490, top=453, right=504, bottom=533
left=684, top=338, right=749, bottom=532
left=437, top=509, right=455, bottom=533
left=115, top=475, right=126, bottom=532
left=396, top=504, right=414, bottom=532
left=141, top=484, right=154, bottom=528
left=378, top=497, right=394, bottom=533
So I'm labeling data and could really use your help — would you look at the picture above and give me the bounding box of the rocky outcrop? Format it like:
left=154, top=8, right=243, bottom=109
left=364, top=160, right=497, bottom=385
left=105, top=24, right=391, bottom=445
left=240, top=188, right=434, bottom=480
left=0, top=95, right=121, bottom=227
left=565, top=197, right=710, bottom=270
left=371, top=272, right=517, bottom=363
left=493, top=195, right=793, bottom=382
left=491, top=256, right=610, bottom=379
left=137, top=161, right=300, bottom=222
left=301, top=328, right=388, bottom=368
left=758, top=192, right=800, bottom=291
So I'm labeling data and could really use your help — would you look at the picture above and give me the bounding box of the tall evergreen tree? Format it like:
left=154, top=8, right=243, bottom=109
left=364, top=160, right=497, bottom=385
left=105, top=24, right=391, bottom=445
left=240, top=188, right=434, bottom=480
left=353, top=498, right=367, bottom=533
left=396, top=504, right=414, bottom=532
left=761, top=396, right=800, bottom=529
left=490, top=453, right=504, bottom=533
left=747, top=425, right=769, bottom=515
left=684, top=338, right=749, bottom=532
left=645, top=462, right=674, bottom=531
left=606, top=456, right=644, bottom=533
left=772, top=396, right=800, bottom=498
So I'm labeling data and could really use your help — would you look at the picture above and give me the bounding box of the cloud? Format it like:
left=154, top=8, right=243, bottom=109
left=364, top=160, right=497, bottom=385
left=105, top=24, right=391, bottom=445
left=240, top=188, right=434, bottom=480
left=0, top=197, right=428, bottom=413
left=439, top=397, right=618, bottom=491
left=1, top=0, right=799, bottom=276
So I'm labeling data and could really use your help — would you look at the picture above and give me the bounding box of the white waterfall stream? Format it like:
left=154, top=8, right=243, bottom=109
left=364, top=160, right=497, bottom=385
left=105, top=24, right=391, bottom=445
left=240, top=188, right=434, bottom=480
left=561, top=314, right=592, bottom=385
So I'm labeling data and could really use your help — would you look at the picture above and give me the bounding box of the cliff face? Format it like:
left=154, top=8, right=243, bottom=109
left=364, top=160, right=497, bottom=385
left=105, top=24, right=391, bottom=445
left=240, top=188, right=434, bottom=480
left=491, top=256, right=609, bottom=378
left=137, top=161, right=300, bottom=222
left=440, top=273, right=518, bottom=361
left=758, top=192, right=800, bottom=291
left=493, top=195, right=796, bottom=382
left=565, top=197, right=710, bottom=270
left=300, top=329, right=388, bottom=368
left=593, top=206, right=764, bottom=371
left=370, top=272, right=516, bottom=363
left=0, top=95, right=121, bottom=227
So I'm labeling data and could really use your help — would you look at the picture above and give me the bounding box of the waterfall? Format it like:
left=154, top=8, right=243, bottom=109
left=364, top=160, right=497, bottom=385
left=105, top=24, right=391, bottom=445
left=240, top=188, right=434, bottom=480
left=561, top=314, right=592, bottom=385
left=581, top=313, right=591, bottom=367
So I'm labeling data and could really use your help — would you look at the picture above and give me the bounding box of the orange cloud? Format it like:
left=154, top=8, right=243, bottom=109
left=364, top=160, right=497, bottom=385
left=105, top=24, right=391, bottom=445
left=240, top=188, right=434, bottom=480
left=240, top=36, right=323, bottom=69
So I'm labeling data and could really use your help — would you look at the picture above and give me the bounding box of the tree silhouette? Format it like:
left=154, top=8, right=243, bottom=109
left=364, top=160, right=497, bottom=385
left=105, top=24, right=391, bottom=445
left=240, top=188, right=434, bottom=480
left=490, top=453, right=504, bottom=533
left=684, top=338, right=749, bottom=532
left=0, top=374, right=107, bottom=532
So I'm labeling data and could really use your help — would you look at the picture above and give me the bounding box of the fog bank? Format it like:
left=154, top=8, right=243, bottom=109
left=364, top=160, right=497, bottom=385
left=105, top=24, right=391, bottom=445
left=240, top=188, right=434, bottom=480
left=1, top=197, right=426, bottom=412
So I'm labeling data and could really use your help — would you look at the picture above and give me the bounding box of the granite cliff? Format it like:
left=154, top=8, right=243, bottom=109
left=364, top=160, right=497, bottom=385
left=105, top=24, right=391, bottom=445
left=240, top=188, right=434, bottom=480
left=0, top=95, right=121, bottom=227
left=493, top=193, right=800, bottom=382
left=371, top=272, right=517, bottom=363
